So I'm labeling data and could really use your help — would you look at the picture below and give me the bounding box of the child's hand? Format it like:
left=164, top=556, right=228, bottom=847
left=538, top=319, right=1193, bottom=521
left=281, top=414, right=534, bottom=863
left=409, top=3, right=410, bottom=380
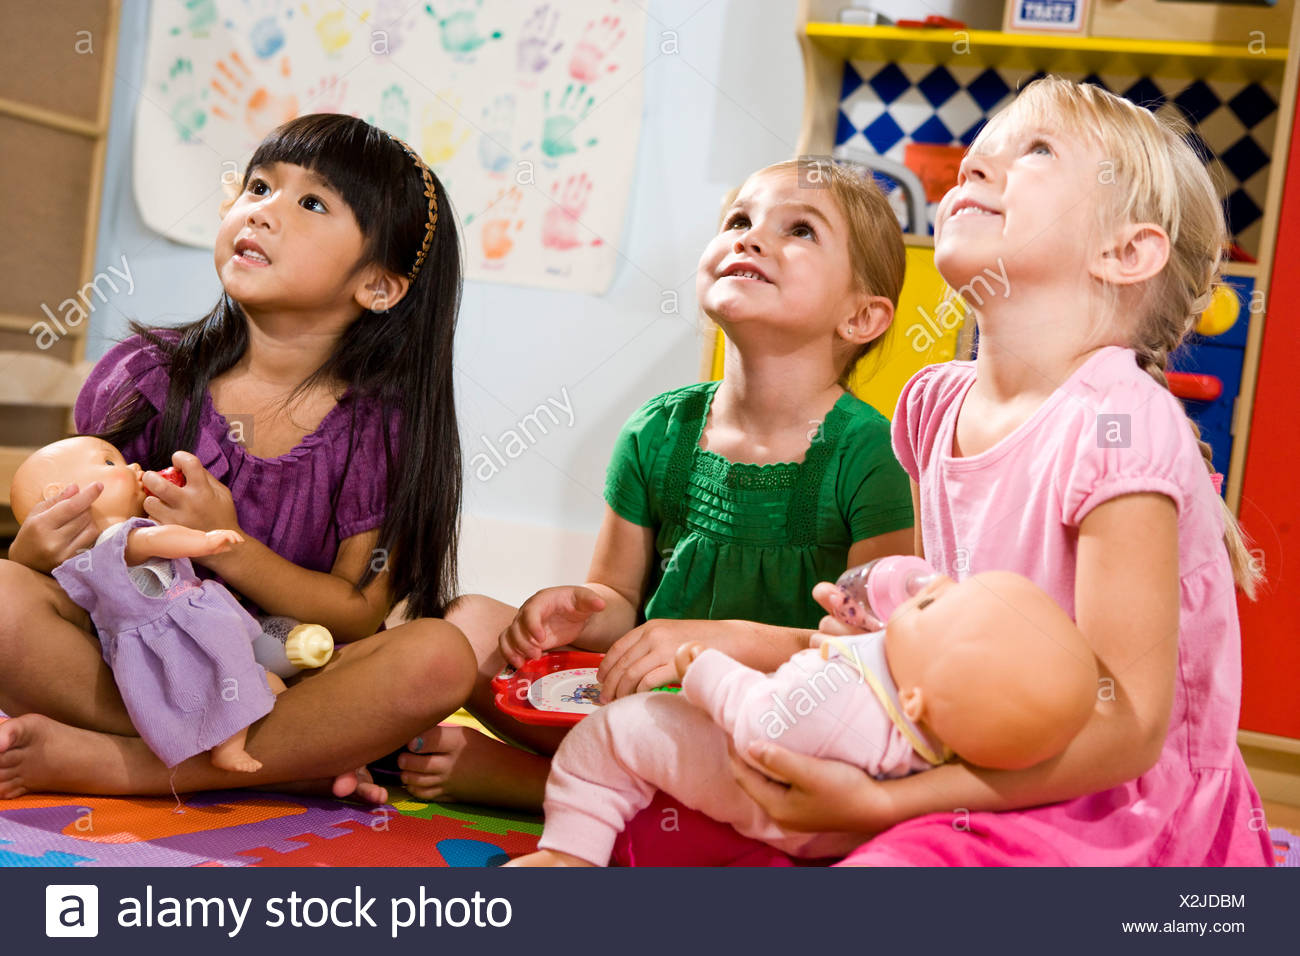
left=142, top=451, right=242, bottom=549
left=201, top=529, right=244, bottom=555
left=598, top=619, right=710, bottom=701
left=8, top=482, right=104, bottom=573
left=812, top=581, right=868, bottom=638
left=498, top=586, right=607, bottom=669
left=672, top=642, right=704, bottom=681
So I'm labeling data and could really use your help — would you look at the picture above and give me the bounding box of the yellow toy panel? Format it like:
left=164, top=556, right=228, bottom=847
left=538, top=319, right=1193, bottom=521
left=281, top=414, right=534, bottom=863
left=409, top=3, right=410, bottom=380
left=708, top=245, right=967, bottom=420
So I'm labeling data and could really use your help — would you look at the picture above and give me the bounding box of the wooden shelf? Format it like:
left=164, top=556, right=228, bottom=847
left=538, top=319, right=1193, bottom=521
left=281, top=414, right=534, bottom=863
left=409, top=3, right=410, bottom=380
left=806, top=23, right=1288, bottom=83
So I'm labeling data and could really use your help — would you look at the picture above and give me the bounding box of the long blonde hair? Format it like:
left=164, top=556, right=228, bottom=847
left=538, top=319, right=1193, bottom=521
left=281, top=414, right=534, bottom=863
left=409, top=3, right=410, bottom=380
left=981, top=75, right=1261, bottom=597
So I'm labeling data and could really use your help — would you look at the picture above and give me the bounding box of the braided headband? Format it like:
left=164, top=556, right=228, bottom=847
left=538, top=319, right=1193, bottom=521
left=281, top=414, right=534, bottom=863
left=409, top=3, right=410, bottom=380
left=389, top=135, right=438, bottom=282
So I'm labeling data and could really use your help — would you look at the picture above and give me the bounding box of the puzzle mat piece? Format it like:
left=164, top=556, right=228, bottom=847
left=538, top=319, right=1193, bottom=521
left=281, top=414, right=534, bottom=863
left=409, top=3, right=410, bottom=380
left=236, top=813, right=538, bottom=867
left=0, top=791, right=376, bottom=867
left=391, top=791, right=542, bottom=838
left=3, top=792, right=308, bottom=842
left=0, top=838, right=94, bottom=867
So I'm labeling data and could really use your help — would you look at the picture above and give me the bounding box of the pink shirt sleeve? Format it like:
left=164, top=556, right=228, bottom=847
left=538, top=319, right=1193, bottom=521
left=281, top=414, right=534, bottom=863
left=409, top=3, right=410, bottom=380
left=1058, top=377, right=1191, bottom=528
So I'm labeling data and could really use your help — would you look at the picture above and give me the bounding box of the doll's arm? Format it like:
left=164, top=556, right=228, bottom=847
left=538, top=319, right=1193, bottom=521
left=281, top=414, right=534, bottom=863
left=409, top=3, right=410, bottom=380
left=124, top=525, right=242, bottom=565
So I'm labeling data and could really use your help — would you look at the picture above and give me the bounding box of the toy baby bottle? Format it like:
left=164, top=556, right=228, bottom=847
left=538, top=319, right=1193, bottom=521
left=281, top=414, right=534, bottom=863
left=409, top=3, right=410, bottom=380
left=834, top=555, right=939, bottom=630
left=252, top=616, right=335, bottom=679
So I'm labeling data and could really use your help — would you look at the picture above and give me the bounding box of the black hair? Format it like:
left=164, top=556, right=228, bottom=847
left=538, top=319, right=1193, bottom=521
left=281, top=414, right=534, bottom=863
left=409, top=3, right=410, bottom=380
left=99, top=113, right=462, bottom=618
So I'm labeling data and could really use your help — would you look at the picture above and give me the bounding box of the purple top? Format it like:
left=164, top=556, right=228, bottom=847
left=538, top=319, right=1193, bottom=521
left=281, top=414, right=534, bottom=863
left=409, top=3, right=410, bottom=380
left=75, top=337, right=400, bottom=576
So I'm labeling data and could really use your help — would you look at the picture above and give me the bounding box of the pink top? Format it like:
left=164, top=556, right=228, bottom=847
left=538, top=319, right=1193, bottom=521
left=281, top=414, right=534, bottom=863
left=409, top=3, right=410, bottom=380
left=863, top=346, right=1271, bottom=866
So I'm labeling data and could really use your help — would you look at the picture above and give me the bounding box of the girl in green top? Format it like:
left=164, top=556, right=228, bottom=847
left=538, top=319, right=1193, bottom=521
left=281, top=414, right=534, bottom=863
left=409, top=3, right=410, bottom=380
left=402, top=159, right=915, bottom=809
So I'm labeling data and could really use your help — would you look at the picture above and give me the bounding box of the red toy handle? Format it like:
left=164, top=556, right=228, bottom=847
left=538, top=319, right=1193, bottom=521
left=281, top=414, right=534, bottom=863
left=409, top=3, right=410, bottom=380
left=157, top=466, right=186, bottom=487
left=1167, top=371, right=1223, bottom=402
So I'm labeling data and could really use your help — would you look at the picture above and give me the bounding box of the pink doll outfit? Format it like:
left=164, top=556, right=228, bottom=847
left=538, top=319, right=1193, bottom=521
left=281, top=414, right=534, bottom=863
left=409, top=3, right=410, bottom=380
left=52, top=516, right=275, bottom=768
left=539, top=639, right=941, bottom=865
left=611, top=347, right=1272, bottom=866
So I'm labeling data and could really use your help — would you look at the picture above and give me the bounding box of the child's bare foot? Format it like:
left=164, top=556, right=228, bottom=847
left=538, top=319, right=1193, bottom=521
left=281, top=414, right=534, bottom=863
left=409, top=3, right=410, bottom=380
left=505, top=849, right=594, bottom=867
left=331, top=766, right=388, bottom=804
left=398, top=725, right=549, bottom=810
left=0, top=713, right=136, bottom=797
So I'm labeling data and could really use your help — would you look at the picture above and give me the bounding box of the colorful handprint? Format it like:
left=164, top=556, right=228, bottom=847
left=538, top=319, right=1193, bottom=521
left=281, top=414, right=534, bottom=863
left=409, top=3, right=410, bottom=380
left=209, top=51, right=299, bottom=144
left=425, top=0, right=503, bottom=58
left=517, top=4, right=563, bottom=79
left=420, top=94, right=473, bottom=166
left=371, top=84, right=411, bottom=140
left=304, top=74, right=347, bottom=114
left=568, top=15, right=624, bottom=83
left=160, top=57, right=209, bottom=143
left=480, top=187, right=525, bottom=263
left=541, top=173, right=598, bottom=251
left=369, top=0, right=420, bottom=56
left=478, top=94, right=517, bottom=175
left=541, top=84, right=597, bottom=159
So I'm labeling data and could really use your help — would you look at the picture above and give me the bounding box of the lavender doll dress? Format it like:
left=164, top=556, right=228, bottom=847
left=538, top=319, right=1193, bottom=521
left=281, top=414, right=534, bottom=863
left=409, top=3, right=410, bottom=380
left=52, top=516, right=276, bottom=767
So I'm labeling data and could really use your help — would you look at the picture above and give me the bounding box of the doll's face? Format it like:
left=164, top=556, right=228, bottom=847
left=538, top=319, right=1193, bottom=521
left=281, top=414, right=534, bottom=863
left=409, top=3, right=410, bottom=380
left=11, top=436, right=147, bottom=527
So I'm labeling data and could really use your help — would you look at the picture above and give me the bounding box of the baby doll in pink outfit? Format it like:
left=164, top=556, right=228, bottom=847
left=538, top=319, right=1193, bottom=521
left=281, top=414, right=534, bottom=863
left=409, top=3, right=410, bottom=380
left=10, top=436, right=287, bottom=773
left=509, top=569, right=1098, bottom=866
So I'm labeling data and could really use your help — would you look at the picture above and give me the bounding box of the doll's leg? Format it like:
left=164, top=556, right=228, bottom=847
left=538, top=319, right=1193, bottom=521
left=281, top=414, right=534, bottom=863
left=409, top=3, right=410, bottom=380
left=0, top=559, right=135, bottom=735
left=526, top=691, right=859, bottom=864
left=0, top=616, right=476, bottom=798
left=396, top=593, right=563, bottom=809
left=210, top=727, right=262, bottom=773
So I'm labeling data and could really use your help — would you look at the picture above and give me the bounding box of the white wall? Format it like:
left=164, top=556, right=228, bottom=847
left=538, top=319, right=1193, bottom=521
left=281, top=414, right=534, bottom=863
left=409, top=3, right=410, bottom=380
left=89, top=0, right=807, bottom=602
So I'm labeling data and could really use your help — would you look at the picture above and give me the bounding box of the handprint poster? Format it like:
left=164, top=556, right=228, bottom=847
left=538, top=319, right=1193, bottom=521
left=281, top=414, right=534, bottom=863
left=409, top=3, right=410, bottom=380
left=135, top=0, right=646, bottom=294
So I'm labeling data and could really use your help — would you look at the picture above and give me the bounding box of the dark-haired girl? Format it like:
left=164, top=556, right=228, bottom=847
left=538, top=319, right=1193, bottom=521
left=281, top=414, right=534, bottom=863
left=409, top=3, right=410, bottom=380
left=0, top=114, right=474, bottom=800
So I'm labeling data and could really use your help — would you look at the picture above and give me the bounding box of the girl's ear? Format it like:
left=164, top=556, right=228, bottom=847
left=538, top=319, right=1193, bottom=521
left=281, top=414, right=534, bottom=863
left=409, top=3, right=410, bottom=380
left=1092, top=222, right=1169, bottom=286
left=840, top=294, right=894, bottom=345
left=355, top=267, right=411, bottom=314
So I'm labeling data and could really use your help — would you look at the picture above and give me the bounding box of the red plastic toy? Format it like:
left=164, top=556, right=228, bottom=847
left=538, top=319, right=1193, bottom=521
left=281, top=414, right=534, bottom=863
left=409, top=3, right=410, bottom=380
left=492, top=651, right=606, bottom=727
left=157, top=466, right=186, bottom=487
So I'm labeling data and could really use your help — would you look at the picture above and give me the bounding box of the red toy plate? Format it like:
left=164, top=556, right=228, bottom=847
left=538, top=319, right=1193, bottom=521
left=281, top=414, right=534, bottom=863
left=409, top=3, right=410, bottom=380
left=492, top=651, right=606, bottom=727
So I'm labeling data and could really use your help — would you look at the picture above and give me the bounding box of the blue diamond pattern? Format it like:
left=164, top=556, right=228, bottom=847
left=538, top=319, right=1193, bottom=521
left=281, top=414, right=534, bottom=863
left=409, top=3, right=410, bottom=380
left=835, top=109, right=856, bottom=146
left=911, top=115, right=954, bottom=144
left=840, top=62, right=863, bottom=102
left=1183, top=128, right=1214, bottom=164
left=1228, top=84, right=1276, bottom=127
left=1221, top=135, right=1270, bottom=182
left=960, top=118, right=987, bottom=146
left=863, top=111, right=906, bottom=153
left=868, top=62, right=910, bottom=104
left=1174, top=80, right=1222, bottom=123
left=1225, top=189, right=1262, bottom=238
left=967, top=69, right=1011, bottom=111
left=833, top=61, right=1275, bottom=251
left=1123, top=77, right=1165, bottom=110
left=918, top=66, right=959, bottom=107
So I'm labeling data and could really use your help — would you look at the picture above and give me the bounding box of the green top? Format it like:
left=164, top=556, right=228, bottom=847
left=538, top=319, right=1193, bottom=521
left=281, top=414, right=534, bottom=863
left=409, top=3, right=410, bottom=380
left=604, top=381, right=913, bottom=629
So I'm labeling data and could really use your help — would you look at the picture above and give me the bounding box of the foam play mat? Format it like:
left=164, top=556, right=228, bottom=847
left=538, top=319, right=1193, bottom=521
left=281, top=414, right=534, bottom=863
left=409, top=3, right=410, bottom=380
left=0, top=714, right=540, bottom=867
left=0, top=789, right=540, bottom=868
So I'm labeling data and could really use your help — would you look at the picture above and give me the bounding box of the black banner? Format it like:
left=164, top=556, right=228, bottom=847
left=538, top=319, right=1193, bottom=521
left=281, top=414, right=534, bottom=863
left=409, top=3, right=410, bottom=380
left=3, top=866, right=1293, bottom=954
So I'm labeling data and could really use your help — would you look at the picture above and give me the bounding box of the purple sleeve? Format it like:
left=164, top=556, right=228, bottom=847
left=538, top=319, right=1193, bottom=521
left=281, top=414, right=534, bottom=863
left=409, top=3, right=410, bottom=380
left=74, top=337, right=169, bottom=436
left=333, top=399, right=403, bottom=541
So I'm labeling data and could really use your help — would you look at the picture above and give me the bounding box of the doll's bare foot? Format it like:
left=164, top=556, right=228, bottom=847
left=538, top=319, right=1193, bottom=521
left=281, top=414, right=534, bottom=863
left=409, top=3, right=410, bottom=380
left=211, top=730, right=262, bottom=773
left=0, top=714, right=138, bottom=797
left=397, top=725, right=548, bottom=810
left=504, top=849, right=594, bottom=867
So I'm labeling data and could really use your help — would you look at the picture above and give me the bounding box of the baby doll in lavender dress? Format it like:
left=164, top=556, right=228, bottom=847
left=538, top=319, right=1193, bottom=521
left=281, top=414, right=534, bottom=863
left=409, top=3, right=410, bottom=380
left=510, top=567, right=1100, bottom=866
left=10, top=436, right=285, bottom=773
